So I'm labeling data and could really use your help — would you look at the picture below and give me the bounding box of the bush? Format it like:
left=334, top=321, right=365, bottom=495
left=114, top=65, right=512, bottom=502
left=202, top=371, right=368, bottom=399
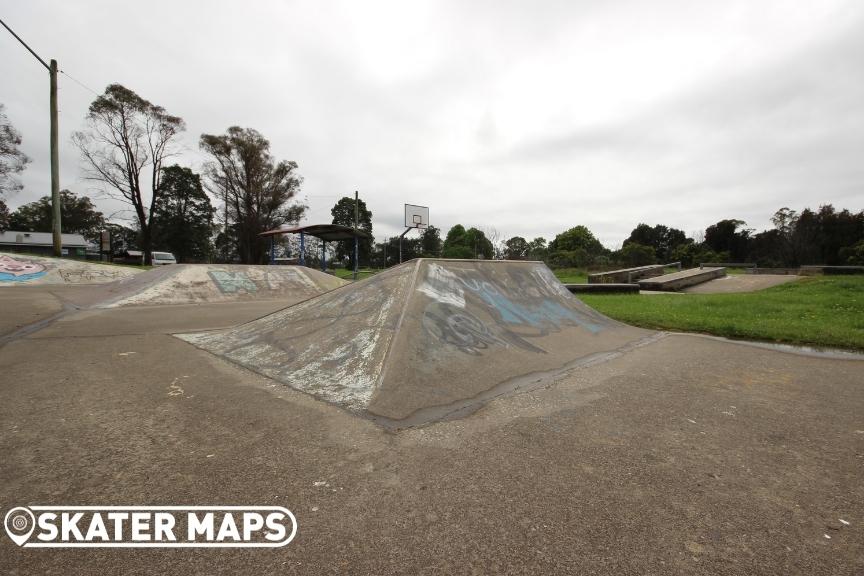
left=547, top=248, right=590, bottom=268
left=670, top=242, right=728, bottom=267
left=839, top=240, right=864, bottom=265
left=617, top=242, right=656, bottom=266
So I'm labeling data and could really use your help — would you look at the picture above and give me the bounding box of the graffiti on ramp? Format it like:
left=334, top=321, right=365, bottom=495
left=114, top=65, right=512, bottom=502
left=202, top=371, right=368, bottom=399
left=0, top=254, right=47, bottom=283
left=177, top=259, right=651, bottom=424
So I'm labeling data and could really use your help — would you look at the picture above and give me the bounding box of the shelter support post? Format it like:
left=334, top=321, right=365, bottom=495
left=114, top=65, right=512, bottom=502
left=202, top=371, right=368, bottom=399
left=300, top=232, right=305, bottom=266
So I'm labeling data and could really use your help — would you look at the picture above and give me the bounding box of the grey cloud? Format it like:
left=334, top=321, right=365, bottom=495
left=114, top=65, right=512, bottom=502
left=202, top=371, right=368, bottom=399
left=2, top=0, right=862, bottom=248
left=502, top=8, right=864, bottom=241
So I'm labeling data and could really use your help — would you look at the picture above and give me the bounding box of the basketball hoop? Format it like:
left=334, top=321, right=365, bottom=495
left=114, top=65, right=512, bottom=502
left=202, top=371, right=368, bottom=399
left=400, top=204, right=430, bottom=262
left=405, top=204, right=429, bottom=229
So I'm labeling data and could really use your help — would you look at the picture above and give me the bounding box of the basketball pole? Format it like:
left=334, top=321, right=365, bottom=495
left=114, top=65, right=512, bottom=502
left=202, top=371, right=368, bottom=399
left=353, top=190, right=359, bottom=280
left=398, top=226, right=412, bottom=264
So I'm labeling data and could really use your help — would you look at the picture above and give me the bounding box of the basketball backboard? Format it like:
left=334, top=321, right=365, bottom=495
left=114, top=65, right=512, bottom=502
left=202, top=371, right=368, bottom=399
left=404, top=204, right=429, bottom=228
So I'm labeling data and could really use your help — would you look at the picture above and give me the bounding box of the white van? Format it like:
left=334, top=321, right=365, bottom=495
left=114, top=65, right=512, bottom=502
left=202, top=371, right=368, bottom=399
left=151, top=251, right=177, bottom=266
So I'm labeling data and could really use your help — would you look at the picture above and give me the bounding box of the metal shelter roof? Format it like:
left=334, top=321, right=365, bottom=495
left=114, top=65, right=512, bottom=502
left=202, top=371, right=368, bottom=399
left=0, top=230, right=88, bottom=247
left=260, top=224, right=371, bottom=242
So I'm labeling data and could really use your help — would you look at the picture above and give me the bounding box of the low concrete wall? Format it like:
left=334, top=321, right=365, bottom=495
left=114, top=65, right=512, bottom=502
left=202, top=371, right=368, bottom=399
left=638, top=267, right=726, bottom=291
left=800, top=265, right=864, bottom=276
left=748, top=268, right=800, bottom=275
left=588, top=264, right=666, bottom=284
left=565, top=283, right=640, bottom=294
left=744, top=266, right=862, bottom=276
left=700, top=262, right=756, bottom=269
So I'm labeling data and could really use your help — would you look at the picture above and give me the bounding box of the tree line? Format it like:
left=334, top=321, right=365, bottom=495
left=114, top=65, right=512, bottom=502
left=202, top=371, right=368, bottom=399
left=365, top=207, right=863, bottom=269
left=2, top=91, right=861, bottom=268
left=496, top=208, right=864, bottom=268
left=1, top=85, right=306, bottom=265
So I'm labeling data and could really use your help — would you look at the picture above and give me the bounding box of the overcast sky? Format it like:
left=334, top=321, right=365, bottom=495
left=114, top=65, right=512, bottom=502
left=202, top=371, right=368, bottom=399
left=2, top=0, right=863, bottom=247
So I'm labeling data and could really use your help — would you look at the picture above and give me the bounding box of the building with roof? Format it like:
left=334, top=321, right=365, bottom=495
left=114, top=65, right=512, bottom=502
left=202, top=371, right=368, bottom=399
left=0, top=230, right=89, bottom=258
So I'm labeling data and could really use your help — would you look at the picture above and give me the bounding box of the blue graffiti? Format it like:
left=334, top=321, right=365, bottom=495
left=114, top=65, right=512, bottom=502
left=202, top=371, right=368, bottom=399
left=459, top=277, right=604, bottom=334
left=0, top=271, right=47, bottom=283
left=208, top=271, right=258, bottom=294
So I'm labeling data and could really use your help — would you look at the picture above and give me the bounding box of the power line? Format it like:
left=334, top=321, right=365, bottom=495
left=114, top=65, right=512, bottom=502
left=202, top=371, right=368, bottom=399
left=1, top=18, right=99, bottom=96
left=1, top=16, right=63, bottom=256
left=0, top=17, right=49, bottom=70
left=60, top=69, right=100, bottom=96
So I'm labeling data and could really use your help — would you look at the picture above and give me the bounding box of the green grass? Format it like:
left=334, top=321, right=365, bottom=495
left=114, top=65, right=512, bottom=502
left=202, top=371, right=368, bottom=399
left=553, top=268, right=589, bottom=284
left=580, top=276, right=864, bottom=351
left=724, top=267, right=752, bottom=275
left=333, top=267, right=381, bottom=280
left=94, top=260, right=154, bottom=270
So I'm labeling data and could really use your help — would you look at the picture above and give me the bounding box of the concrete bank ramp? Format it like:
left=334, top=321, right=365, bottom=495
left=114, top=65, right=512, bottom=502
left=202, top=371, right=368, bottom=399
left=684, top=274, right=798, bottom=294
left=177, top=259, right=653, bottom=426
left=638, top=267, right=726, bottom=291
left=0, top=252, right=141, bottom=286
left=100, top=264, right=347, bottom=307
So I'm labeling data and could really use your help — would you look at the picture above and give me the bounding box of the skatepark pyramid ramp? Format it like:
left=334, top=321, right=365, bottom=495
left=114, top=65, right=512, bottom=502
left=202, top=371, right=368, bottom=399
left=177, top=259, right=653, bottom=426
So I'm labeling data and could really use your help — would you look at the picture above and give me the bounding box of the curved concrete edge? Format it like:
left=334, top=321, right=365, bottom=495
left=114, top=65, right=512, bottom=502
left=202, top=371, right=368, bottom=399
left=0, top=252, right=141, bottom=286
left=662, top=331, right=864, bottom=361
left=98, top=264, right=348, bottom=308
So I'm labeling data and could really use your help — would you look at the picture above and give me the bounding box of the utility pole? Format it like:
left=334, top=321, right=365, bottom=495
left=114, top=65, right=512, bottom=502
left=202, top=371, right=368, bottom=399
left=0, top=19, right=62, bottom=256
left=353, top=190, right=359, bottom=281
left=49, top=59, right=61, bottom=256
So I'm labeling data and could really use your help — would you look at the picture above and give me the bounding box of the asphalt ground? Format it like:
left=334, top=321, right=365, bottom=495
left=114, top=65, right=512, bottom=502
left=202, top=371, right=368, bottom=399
left=1, top=285, right=862, bottom=575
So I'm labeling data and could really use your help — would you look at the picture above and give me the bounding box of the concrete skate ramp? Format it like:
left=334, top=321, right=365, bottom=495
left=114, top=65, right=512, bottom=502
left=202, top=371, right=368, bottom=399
left=638, top=267, right=725, bottom=291
left=99, top=264, right=347, bottom=307
left=0, top=252, right=140, bottom=285
left=177, top=259, right=653, bottom=425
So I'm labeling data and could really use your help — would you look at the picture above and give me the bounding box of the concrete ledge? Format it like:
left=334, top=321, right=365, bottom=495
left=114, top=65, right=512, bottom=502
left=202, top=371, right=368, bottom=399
left=638, top=267, right=726, bottom=291
left=565, top=283, right=640, bottom=294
